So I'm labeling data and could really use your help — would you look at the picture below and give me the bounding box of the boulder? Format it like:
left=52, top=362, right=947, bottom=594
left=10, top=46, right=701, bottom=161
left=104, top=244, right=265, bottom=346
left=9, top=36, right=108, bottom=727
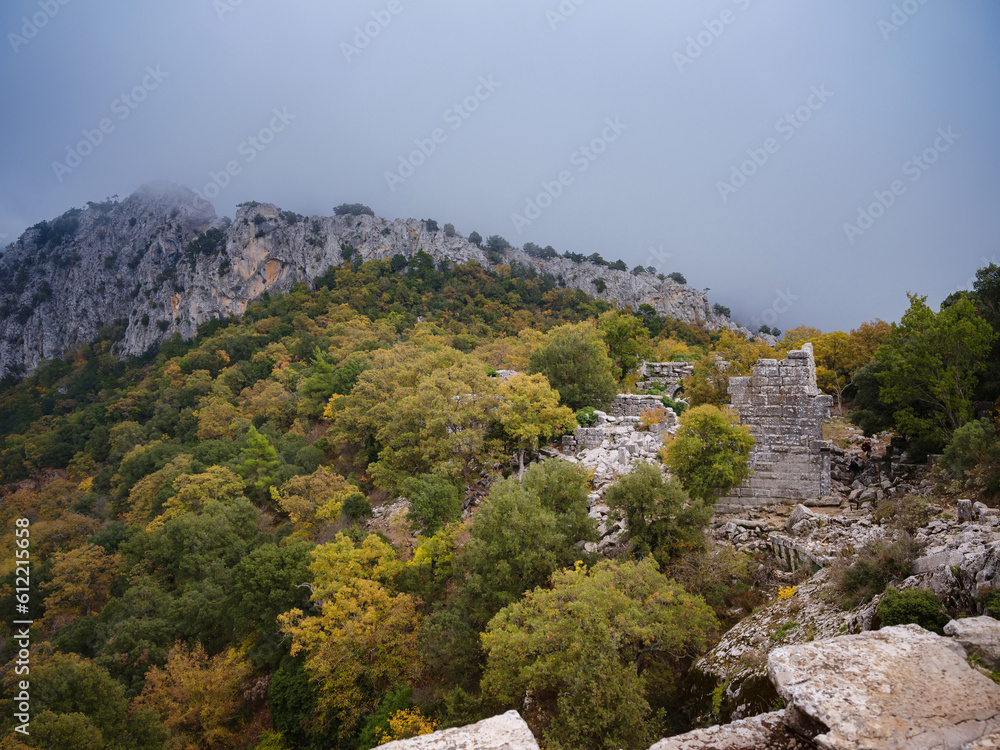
left=768, top=624, right=1000, bottom=749
left=648, top=711, right=796, bottom=749
left=786, top=503, right=824, bottom=535
left=373, top=710, right=539, bottom=749
left=959, top=499, right=975, bottom=522
left=945, top=616, right=1000, bottom=671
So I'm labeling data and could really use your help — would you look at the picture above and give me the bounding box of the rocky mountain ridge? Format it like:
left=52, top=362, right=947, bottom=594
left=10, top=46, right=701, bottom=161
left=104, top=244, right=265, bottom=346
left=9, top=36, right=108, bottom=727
left=0, top=182, right=746, bottom=378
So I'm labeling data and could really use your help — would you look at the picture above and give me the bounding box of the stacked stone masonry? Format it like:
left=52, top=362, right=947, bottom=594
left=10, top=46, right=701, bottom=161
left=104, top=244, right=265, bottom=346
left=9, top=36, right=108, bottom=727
left=609, top=393, right=668, bottom=419
left=717, top=343, right=833, bottom=510
left=636, top=361, right=693, bottom=397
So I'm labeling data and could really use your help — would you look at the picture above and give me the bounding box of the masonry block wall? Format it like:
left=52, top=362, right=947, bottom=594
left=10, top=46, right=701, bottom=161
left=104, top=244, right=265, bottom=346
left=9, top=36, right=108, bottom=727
left=637, top=361, right=693, bottom=397
left=717, top=343, right=833, bottom=510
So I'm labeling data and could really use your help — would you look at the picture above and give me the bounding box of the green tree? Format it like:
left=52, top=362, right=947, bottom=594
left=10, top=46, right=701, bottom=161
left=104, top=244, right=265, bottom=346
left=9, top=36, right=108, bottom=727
left=401, top=473, right=462, bottom=535
left=481, top=557, right=717, bottom=750
left=236, top=424, right=282, bottom=499
left=521, top=459, right=596, bottom=544
left=24, top=653, right=166, bottom=750
left=874, top=294, right=995, bottom=446
left=230, top=537, right=314, bottom=638
left=468, top=231, right=482, bottom=246
left=458, top=477, right=579, bottom=629
left=528, top=322, right=617, bottom=410
left=604, top=462, right=712, bottom=566
left=598, top=310, right=653, bottom=382
left=662, top=404, right=754, bottom=503
left=497, top=373, right=576, bottom=476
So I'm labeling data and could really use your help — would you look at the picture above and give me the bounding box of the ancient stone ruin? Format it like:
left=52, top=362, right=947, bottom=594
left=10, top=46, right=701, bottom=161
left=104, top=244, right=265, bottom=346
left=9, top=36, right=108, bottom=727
left=717, top=343, right=833, bottom=511
left=637, top=361, right=693, bottom=396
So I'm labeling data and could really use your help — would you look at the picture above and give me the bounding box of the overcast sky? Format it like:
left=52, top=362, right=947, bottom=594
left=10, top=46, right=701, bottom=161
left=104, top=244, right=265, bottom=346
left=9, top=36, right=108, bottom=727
left=1, top=1, right=998, bottom=332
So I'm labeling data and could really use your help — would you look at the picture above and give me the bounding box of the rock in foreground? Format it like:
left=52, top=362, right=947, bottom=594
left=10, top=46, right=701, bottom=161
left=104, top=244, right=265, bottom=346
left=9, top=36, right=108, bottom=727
left=768, top=624, right=1000, bottom=750
left=373, top=710, right=539, bottom=750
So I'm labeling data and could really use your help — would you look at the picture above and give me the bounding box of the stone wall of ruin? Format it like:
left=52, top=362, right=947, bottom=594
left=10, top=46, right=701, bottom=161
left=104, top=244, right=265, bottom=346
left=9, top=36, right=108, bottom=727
left=717, top=343, right=833, bottom=510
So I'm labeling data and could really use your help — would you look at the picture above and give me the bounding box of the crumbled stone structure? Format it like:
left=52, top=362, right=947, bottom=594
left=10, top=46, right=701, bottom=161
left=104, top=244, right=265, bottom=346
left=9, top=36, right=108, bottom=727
left=561, top=395, right=676, bottom=453
left=717, top=343, right=833, bottom=511
left=609, top=393, right=668, bottom=419
left=637, top=361, right=693, bottom=397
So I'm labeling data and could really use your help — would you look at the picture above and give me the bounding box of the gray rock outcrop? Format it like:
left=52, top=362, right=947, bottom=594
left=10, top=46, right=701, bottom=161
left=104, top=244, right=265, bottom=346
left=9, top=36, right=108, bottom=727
left=768, top=624, right=1000, bottom=749
left=648, top=711, right=799, bottom=750
left=0, top=183, right=748, bottom=378
left=944, top=616, right=1000, bottom=671
left=372, top=710, right=539, bottom=750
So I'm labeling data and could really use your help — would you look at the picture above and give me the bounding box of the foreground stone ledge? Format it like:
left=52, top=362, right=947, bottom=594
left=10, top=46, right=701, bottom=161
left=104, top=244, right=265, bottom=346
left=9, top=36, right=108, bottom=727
left=768, top=624, right=1000, bottom=750
left=648, top=710, right=801, bottom=749
left=373, top=710, right=539, bottom=750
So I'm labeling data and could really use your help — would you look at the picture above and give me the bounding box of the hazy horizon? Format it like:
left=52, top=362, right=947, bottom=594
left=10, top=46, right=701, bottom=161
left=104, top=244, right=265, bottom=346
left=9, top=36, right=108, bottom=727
left=2, top=0, right=998, bottom=333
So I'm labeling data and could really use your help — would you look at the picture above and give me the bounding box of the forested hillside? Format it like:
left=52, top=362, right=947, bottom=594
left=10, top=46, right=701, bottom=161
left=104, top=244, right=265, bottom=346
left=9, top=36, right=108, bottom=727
left=2, top=252, right=1000, bottom=749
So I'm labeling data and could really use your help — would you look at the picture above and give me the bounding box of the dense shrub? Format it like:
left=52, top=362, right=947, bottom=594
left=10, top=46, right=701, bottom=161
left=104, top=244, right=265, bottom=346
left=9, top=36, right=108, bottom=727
left=942, top=418, right=995, bottom=480
left=876, top=587, right=948, bottom=634
left=834, top=535, right=920, bottom=609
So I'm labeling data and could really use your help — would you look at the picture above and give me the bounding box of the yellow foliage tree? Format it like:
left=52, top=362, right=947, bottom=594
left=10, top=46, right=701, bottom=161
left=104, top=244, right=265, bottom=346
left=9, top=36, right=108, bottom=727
left=496, top=373, right=576, bottom=477
left=278, top=534, right=422, bottom=734
left=269, top=466, right=360, bottom=534
left=125, top=455, right=195, bottom=525
left=195, top=399, right=247, bottom=440
left=150, top=466, right=247, bottom=529
left=40, top=543, right=120, bottom=633
left=133, top=642, right=251, bottom=750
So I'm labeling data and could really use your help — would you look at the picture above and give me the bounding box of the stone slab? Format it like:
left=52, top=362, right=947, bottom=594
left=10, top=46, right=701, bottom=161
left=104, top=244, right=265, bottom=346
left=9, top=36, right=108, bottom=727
left=768, top=625, right=1000, bottom=750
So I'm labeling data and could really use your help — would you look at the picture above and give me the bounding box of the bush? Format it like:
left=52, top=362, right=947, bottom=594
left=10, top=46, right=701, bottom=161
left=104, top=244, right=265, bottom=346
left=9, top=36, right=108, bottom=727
left=605, top=461, right=712, bottom=566
left=424, top=219, right=439, bottom=232
left=872, top=495, right=932, bottom=535
left=592, top=278, right=607, bottom=293
left=834, top=535, right=920, bottom=609
left=401, top=474, right=462, bottom=535
left=942, top=418, right=995, bottom=480
left=668, top=272, right=686, bottom=284
left=661, top=396, right=687, bottom=415
left=876, top=587, right=948, bottom=634
left=342, top=492, right=372, bottom=520
left=575, top=406, right=597, bottom=427
left=638, top=406, right=670, bottom=430
left=712, top=303, right=731, bottom=318
left=468, top=231, right=482, bottom=246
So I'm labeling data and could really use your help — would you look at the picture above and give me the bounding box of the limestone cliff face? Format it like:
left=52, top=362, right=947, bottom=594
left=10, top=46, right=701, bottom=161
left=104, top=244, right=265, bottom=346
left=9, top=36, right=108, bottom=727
left=0, top=182, right=747, bottom=378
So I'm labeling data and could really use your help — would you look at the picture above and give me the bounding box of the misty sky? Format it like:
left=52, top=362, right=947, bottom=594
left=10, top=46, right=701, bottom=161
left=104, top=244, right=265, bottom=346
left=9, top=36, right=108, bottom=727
left=1, top=1, right=998, bottom=332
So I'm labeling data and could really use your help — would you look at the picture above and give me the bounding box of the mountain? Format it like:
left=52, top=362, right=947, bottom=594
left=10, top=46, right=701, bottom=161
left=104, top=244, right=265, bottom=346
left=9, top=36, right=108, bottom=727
left=0, top=182, right=745, bottom=378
